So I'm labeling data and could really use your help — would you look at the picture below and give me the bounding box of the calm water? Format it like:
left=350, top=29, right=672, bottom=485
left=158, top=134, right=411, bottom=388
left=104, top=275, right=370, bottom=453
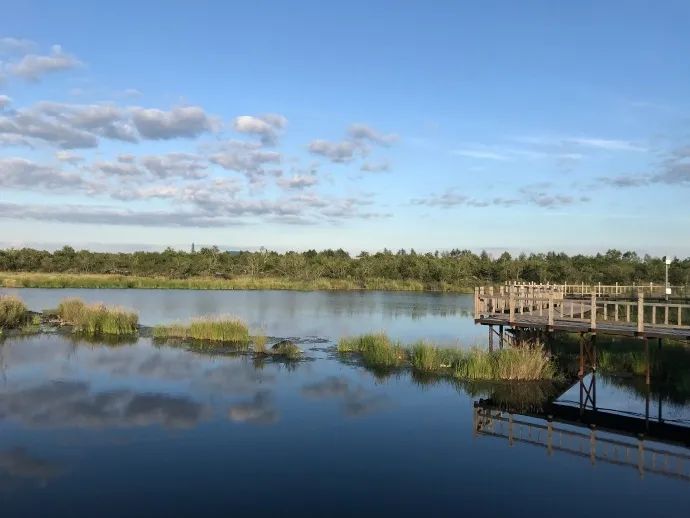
left=1, top=289, right=689, bottom=517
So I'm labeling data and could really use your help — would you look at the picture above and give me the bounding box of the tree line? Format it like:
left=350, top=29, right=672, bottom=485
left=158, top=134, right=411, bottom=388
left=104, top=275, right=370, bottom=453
left=1, top=247, right=688, bottom=288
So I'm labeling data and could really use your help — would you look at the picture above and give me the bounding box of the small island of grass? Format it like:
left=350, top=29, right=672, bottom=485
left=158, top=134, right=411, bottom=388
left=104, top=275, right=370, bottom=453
left=338, top=333, right=556, bottom=381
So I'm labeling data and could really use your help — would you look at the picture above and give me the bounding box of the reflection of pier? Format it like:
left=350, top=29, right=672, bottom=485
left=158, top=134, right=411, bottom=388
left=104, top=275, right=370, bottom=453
left=473, top=402, right=690, bottom=481
left=474, top=368, right=690, bottom=480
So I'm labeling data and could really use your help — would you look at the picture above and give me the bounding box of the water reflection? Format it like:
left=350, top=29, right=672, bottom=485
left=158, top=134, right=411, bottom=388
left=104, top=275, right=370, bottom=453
left=0, top=447, right=63, bottom=491
left=0, top=380, right=207, bottom=429
left=1, top=332, right=689, bottom=515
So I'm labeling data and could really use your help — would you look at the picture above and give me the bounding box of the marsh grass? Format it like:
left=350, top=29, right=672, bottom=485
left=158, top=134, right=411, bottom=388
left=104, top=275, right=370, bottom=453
left=339, top=333, right=556, bottom=381
left=0, top=272, right=472, bottom=293
left=338, top=333, right=406, bottom=369
left=0, top=295, right=28, bottom=328
left=56, top=297, right=138, bottom=336
left=153, top=316, right=250, bottom=344
left=253, top=333, right=268, bottom=354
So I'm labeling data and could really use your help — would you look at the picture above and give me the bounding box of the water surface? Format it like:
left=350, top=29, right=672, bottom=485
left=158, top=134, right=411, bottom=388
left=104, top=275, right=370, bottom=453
left=1, top=289, right=689, bottom=516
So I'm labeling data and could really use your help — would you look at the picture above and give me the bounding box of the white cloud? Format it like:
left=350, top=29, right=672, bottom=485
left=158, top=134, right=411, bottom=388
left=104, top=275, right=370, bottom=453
left=348, top=123, right=398, bottom=146
left=0, top=37, right=35, bottom=55
left=360, top=160, right=390, bottom=172
left=277, top=174, right=318, bottom=190
left=131, top=106, right=219, bottom=140
left=0, top=157, right=92, bottom=191
left=55, top=150, right=83, bottom=164
left=210, top=140, right=282, bottom=183
left=8, top=45, right=81, bottom=81
left=233, top=114, right=287, bottom=145
left=140, top=153, right=208, bottom=179
left=0, top=95, right=11, bottom=109
left=308, top=139, right=366, bottom=163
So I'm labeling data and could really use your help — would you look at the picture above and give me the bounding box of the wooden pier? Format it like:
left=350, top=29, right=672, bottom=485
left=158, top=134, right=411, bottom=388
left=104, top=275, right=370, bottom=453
left=474, top=284, right=690, bottom=342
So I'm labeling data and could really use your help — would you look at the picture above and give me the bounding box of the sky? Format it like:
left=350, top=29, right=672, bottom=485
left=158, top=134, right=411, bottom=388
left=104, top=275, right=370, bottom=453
left=1, top=0, right=689, bottom=255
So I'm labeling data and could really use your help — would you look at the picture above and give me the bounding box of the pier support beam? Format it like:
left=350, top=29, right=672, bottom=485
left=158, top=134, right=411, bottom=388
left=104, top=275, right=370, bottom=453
left=488, top=325, right=494, bottom=352
left=578, top=332, right=597, bottom=378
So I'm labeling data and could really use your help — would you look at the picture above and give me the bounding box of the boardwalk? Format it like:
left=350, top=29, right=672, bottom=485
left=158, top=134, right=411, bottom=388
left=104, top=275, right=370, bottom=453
left=474, top=284, right=690, bottom=341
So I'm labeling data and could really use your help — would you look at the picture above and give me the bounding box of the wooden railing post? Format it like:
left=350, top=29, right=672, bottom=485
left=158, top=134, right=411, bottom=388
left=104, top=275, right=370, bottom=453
left=474, top=287, right=480, bottom=320
left=548, top=293, right=554, bottom=327
left=509, top=287, right=515, bottom=323
left=637, top=290, right=644, bottom=334
left=590, top=292, right=597, bottom=330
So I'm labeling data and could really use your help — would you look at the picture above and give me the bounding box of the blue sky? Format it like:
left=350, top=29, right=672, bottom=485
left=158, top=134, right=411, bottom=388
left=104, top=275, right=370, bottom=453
left=1, top=0, right=689, bottom=255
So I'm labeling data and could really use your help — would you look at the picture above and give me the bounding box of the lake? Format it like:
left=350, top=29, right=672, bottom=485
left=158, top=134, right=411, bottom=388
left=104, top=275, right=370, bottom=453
left=1, top=288, right=689, bottom=516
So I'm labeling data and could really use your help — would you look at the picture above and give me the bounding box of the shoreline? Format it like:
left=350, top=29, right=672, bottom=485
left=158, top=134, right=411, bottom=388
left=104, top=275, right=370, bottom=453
left=0, top=272, right=474, bottom=293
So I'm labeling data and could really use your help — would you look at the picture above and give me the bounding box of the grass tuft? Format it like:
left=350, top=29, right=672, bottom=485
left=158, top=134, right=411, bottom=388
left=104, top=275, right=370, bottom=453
left=153, top=316, right=250, bottom=343
left=253, top=333, right=268, bottom=354
left=57, top=297, right=138, bottom=336
left=0, top=295, right=28, bottom=328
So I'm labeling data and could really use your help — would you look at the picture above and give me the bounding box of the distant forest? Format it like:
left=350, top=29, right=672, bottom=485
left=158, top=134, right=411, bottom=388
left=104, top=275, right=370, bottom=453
left=1, top=247, right=688, bottom=288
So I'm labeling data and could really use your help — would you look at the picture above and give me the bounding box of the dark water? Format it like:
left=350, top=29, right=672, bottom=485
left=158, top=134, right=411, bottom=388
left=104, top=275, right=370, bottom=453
left=1, top=289, right=689, bottom=517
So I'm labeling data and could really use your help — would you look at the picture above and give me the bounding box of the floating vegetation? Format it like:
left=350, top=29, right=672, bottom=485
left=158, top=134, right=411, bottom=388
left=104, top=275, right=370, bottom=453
left=56, top=298, right=138, bottom=336
left=153, top=316, right=250, bottom=344
left=0, top=295, right=28, bottom=329
left=339, top=333, right=556, bottom=381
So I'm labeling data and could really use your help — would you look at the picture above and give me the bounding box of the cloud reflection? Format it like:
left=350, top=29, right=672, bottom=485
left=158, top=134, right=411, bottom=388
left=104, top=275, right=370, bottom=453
left=0, top=380, right=207, bottom=429
left=301, top=376, right=389, bottom=417
left=229, top=391, right=279, bottom=425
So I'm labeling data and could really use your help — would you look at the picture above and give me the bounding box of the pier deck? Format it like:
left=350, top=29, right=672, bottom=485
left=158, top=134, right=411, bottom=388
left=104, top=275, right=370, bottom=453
left=474, top=284, right=690, bottom=341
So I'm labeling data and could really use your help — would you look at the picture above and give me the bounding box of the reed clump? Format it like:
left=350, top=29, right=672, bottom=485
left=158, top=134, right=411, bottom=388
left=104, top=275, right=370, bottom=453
left=56, top=298, right=138, bottom=336
left=253, top=333, right=268, bottom=354
left=338, top=332, right=406, bottom=369
left=339, top=333, right=556, bottom=381
left=153, top=316, right=250, bottom=343
left=0, top=295, right=28, bottom=328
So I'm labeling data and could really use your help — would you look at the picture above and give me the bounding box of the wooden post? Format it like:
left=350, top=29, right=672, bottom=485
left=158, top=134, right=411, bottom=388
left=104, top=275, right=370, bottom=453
left=474, top=287, right=479, bottom=319
left=645, top=337, right=650, bottom=386
left=590, top=292, right=596, bottom=330
left=548, top=293, right=554, bottom=327
left=637, top=290, right=644, bottom=334
left=509, top=287, right=515, bottom=323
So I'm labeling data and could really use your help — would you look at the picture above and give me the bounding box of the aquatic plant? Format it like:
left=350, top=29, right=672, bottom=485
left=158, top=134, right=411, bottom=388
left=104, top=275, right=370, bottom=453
left=57, top=297, right=138, bottom=336
left=338, top=333, right=406, bottom=369
left=339, top=333, right=556, bottom=381
left=253, top=333, right=268, bottom=354
left=153, top=316, right=250, bottom=343
left=0, top=295, right=28, bottom=328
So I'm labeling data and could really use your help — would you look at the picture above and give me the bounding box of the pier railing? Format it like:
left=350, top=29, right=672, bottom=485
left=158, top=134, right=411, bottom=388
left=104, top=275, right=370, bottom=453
left=504, top=281, right=687, bottom=297
left=475, top=286, right=690, bottom=334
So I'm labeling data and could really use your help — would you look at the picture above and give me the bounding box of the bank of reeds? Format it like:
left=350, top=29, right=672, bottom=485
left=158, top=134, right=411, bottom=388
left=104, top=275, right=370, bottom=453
left=153, top=316, right=250, bottom=344
left=0, top=295, right=28, bottom=328
left=339, top=333, right=556, bottom=381
left=56, top=298, right=138, bottom=336
left=0, top=272, right=472, bottom=293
